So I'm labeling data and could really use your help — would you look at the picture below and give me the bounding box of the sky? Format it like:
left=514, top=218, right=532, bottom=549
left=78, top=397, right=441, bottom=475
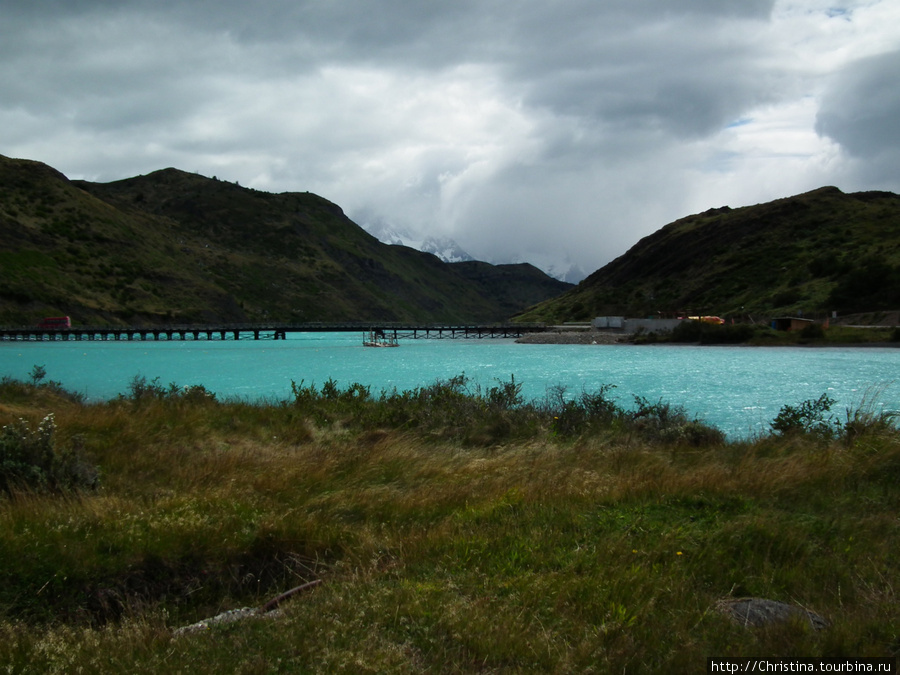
left=2, top=1, right=899, bottom=281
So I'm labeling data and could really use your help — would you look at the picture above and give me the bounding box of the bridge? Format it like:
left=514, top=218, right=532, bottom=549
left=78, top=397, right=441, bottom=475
left=0, top=322, right=547, bottom=342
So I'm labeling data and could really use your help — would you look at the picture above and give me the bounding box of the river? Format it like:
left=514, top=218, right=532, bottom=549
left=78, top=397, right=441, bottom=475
left=1, top=333, right=898, bottom=439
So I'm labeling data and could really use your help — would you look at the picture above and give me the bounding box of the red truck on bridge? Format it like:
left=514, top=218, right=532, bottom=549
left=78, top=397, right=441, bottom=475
left=37, top=316, right=71, bottom=329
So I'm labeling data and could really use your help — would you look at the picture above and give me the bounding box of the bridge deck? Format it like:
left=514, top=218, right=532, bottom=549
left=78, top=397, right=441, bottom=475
left=0, top=323, right=546, bottom=342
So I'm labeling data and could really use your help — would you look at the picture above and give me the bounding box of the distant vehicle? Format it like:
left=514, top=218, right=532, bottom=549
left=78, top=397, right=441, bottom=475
left=37, top=316, right=71, bottom=329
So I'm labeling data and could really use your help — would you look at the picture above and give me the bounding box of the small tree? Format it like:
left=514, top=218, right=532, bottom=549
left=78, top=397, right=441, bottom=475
left=29, top=364, right=46, bottom=386
left=771, top=394, right=840, bottom=438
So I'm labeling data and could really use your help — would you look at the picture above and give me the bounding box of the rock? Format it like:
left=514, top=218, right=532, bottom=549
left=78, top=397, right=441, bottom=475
left=172, top=579, right=322, bottom=637
left=173, top=607, right=282, bottom=636
left=715, top=597, right=829, bottom=630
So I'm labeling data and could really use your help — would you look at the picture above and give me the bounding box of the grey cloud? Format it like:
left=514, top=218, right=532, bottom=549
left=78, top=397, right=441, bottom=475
left=3, top=1, right=780, bottom=134
left=5, top=1, right=774, bottom=66
left=1, top=0, right=896, bottom=279
left=816, top=50, right=900, bottom=159
left=162, top=0, right=774, bottom=50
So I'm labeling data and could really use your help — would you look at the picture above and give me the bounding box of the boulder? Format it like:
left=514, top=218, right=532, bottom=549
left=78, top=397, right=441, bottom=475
left=715, top=597, right=829, bottom=630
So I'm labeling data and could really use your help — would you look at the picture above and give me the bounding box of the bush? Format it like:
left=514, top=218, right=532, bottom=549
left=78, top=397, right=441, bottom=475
left=290, top=377, right=372, bottom=426
left=29, top=364, right=47, bottom=385
left=290, top=374, right=536, bottom=445
left=770, top=394, right=840, bottom=439
left=629, top=395, right=725, bottom=446
left=841, top=386, right=899, bottom=442
left=124, top=375, right=175, bottom=402
left=123, top=375, right=217, bottom=404
left=286, top=373, right=733, bottom=446
left=0, top=414, right=98, bottom=496
left=0, top=369, right=85, bottom=405
left=545, top=383, right=622, bottom=437
left=486, top=374, right=523, bottom=410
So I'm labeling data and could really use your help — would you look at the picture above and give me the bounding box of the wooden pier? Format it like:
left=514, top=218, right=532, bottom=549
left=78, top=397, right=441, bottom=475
left=0, top=322, right=546, bottom=343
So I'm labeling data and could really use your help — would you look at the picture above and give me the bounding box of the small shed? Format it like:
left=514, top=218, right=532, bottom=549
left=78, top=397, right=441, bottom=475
left=771, top=317, right=814, bottom=332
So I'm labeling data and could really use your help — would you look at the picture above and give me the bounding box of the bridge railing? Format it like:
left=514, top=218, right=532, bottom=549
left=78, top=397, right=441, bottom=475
left=0, top=322, right=547, bottom=341
left=0, top=321, right=546, bottom=331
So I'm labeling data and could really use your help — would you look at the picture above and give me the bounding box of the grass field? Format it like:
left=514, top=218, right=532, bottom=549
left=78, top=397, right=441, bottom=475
left=1, top=373, right=898, bottom=673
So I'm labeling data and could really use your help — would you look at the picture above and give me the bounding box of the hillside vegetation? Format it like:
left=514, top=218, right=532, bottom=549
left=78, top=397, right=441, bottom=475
left=0, top=373, right=898, bottom=671
left=517, top=187, right=900, bottom=324
left=0, top=155, right=570, bottom=326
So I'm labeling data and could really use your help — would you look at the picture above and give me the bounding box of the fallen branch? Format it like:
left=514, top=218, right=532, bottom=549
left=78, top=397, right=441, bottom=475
left=258, top=579, right=323, bottom=614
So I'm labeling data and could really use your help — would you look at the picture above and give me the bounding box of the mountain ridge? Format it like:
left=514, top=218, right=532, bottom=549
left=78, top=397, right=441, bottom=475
left=361, top=222, right=588, bottom=284
left=0, top=155, right=571, bottom=326
left=515, top=186, right=900, bottom=323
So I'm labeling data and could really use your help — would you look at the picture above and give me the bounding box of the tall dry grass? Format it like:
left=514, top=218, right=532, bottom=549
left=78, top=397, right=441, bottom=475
left=0, top=375, right=898, bottom=672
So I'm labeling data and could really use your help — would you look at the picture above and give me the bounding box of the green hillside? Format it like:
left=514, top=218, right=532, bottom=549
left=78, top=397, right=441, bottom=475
left=0, top=155, right=571, bottom=326
left=516, top=187, right=900, bottom=323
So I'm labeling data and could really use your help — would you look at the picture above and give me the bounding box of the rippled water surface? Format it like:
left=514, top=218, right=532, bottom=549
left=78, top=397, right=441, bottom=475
left=2, top=333, right=898, bottom=438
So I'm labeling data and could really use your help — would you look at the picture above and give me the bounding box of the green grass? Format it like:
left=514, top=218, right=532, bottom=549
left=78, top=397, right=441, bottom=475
left=0, top=375, right=898, bottom=672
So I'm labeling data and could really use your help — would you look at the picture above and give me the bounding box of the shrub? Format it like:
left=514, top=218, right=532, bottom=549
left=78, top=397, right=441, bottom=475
left=289, top=378, right=319, bottom=407
left=770, top=394, right=840, bottom=439
left=123, top=375, right=216, bottom=404
left=180, top=384, right=218, bottom=404
left=29, top=364, right=47, bottom=386
left=486, top=374, right=523, bottom=410
left=290, top=374, right=535, bottom=445
left=124, top=375, right=174, bottom=402
left=841, top=386, right=899, bottom=443
left=629, top=395, right=725, bottom=445
left=0, top=369, right=85, bottom=405
left=0, top=414, right=98, bottom=496
left=546, top=384, right=622, bottom=437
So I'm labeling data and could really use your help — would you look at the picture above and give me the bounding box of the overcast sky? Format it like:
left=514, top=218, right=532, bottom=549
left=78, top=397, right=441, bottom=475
left=2, top=1, right=898, bottom=279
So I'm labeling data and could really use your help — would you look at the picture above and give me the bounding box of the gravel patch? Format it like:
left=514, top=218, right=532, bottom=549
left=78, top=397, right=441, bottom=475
left=516, top=330, right=629, bottom=345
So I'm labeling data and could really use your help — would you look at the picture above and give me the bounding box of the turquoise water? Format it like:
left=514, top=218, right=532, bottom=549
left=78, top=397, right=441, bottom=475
left=1, top=333, right=898, bottom=438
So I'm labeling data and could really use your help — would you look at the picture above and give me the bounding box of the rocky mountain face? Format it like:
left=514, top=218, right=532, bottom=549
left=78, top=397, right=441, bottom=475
left=362, top=219, right=588, bottom=284
left=360, top=220, right=475, bottom=264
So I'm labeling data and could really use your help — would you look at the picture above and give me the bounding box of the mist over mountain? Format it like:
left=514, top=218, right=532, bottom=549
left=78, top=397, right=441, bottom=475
left=508, top=254, right=588, bottom=286
left=361, top=218, right=587, bottom=283
left=359, top=219, right=475, bottom=264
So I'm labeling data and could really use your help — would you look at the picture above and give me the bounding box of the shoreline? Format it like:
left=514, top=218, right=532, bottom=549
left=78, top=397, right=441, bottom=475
left=516, top=330, right=629, bottom=345
left=516, top=329, right=899, bottom=348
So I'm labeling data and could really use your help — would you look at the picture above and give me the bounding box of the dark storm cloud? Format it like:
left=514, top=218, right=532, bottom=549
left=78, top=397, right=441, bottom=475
left=1, top=1, right=898, bottom=279
left=816, top=50, right=900, bottom=159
